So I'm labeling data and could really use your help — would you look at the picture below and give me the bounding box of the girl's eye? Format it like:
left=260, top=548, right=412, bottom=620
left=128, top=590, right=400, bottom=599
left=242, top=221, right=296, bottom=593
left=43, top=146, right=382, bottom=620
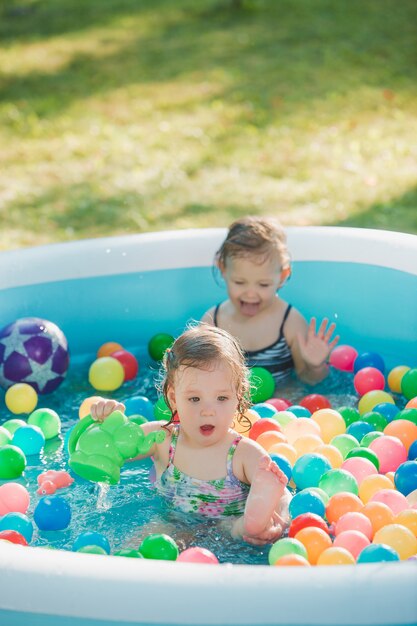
left=260, top=283, right=271, bottom=288
left=234, top=281, right=244, bottom=285
left=218, top=396, right=228, bottom=402
left=189, top=397, right=200, bottom=403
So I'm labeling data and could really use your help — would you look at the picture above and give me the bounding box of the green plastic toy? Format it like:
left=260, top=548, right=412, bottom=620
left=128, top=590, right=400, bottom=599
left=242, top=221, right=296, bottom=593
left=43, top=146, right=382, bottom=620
left=68, top=410, right=165, bottom=484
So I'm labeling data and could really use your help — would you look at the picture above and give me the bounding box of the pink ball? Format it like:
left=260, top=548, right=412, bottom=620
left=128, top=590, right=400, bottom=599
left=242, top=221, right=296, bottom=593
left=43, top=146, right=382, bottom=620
left=334, top=512, right=373, bottom=540
left=341, top=457, right=378, bottom=485
left=353, top=367, right=385, bottom=396
left=329, top=345, right=358, bottom=372
left=333, top=530, right=370, bottom=559
left=369, top=436, right=407, bottom=473
left=369, top=489, right=409, bottom=515
left=0, top=482, right=30, bottom=516
left=177, top=547, right=219, bottom=564
left=265, top=398, right=291, bottom=411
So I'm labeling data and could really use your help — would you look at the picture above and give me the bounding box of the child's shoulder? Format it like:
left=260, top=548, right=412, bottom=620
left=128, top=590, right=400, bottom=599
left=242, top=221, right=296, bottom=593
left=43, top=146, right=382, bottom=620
left=201, top=305, right=217, bottom=324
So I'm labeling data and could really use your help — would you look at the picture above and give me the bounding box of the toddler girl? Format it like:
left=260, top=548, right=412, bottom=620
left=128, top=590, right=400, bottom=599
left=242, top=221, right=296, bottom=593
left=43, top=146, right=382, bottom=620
left=91, top=324, right=290, bottom=545
left=202, top=216, right=339, bottom=386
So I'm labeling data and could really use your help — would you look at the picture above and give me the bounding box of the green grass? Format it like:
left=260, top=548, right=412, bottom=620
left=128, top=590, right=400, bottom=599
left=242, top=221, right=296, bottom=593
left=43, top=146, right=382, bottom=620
left=1, top=0, right=416, bottom=250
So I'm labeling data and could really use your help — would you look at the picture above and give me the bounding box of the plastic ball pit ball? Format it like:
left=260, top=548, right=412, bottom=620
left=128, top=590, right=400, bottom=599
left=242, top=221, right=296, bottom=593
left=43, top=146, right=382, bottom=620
left=5, top=383, right=38, bottom=414
left=288, top=513, right=330, bottom=538
left=0, top=445, right=26, bottom=479
left=77, top=545, right=107, bottom=555
left=273, top=554, right=311, bottom=566
left=12, top=425, right=45, bottom=456
left=110, top=349, right=139, bottom=381
left=318, top=468, right=359, bottom=497
left=249, top=367, right=275, bottom=403
left=73, top=531, right=111, bottom=554
left=0, top=529, right=28, bottom=546
left=353, top=367, right=385, bottom=396
left=0, top=427, right=12, bottom=447
left=394, top=461, right=417, bottom=496
left=373, top=523, right=417, bottom=560
left=1, top=419, right=26, bottom=435
left=27, top=408, right=61, bottom=439
left=97, top=342, right=123, bottom=358
left=177, top=547, right=219, bottom=564
left=88, top=357, right=125, bottom=391
left=0, top=317, right=69, bottom=394
left=0, top=483, right=30, bottom=516
left=299, top=394, right=331, bottom=413
left=387, top=365, right=410, bottom=394
left=317, top=546, right=355, bottom=566
left=294, top=526, right=332, bottom=565
left=356, top=543, right=400, bottom=563
left=329, top=345, right=358, bottom=372
left=148, top=333, right=174, bottom=361
left=401, top=368, right=417, bottom=400
left=292, top=454, right=332, bottom=491
left=114, top=549, right=143, bottom=558
left=123, top=395, right=154, bottom=420
left=139, top=534, right=179, bottom=560
left=268, top=537, right=308, bottom=565
left=249, top=418, right=282, bottom=441
left=34, top=496, right=71, bottom=531
left=353, top=352, right=385, bottom=374
left=0, top=512, right=33, bottom=543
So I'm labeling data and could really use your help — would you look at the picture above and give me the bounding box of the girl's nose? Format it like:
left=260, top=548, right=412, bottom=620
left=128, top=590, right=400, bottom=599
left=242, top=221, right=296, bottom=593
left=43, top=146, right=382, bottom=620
left=200, top=404, right=215, bottom=416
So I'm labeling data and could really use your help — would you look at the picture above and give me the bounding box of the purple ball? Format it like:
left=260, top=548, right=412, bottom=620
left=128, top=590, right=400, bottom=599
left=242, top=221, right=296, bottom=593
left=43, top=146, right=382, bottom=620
left=0, top=317, right=69, bottom=394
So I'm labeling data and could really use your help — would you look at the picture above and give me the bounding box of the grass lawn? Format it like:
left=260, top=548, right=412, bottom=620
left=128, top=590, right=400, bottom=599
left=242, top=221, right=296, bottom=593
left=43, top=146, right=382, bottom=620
left=0, top=0, right=416, bottom=250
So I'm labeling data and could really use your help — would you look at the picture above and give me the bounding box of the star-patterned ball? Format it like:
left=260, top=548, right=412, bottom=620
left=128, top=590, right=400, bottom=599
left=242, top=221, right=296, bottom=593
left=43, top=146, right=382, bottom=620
left=0, top=318, right=69, bottom=395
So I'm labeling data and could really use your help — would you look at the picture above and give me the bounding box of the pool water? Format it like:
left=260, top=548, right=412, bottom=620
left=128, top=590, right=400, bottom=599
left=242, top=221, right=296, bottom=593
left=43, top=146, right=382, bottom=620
left=1, top=347, right=406, bottom=566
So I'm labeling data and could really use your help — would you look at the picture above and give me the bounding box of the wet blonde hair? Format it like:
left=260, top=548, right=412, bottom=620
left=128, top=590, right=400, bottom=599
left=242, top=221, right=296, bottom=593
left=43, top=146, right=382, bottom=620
left=160, top=323, right=251, bottom=427
left=216, top=216, right=291, bottom=277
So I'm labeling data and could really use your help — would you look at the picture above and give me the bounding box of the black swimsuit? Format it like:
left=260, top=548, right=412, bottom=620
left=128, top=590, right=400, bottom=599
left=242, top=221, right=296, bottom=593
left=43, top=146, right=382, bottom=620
left=213, top=303, right=294, bottom=384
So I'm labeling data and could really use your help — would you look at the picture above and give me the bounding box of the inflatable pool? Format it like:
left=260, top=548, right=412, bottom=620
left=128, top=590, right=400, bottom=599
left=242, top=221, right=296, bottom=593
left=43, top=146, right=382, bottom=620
left=0, top=226, right=417, bottom=626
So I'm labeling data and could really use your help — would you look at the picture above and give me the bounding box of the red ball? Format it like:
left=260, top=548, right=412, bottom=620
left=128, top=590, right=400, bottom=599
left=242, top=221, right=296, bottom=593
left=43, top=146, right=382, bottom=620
left=0, top=529, right=28, bottom=546
left=329, top=345, right=358, bottom=372
left=288, top=513, right=331, bottom=538
left=299, top=394, right=331, bottom=413
left=248, top=418, right=282, bottom=441
left=353, top=367, right=385, bottom=396
left=265, top=398, right=291, bottom=411
left=110, top=350, right=139, bottom=381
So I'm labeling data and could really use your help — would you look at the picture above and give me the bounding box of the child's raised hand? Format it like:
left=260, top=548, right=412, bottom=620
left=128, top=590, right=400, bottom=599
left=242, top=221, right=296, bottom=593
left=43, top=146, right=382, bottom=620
left=90, top=397, right=126, bottom=422
left=297, top=317, right=339, bottom=368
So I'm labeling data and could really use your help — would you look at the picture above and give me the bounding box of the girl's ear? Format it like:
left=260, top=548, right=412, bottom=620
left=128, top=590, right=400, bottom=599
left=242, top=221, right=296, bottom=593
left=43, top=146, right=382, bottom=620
left=217, top=258, right=226, bottom=276
left=279, top=266, right=291, bottom=286
left=166, top=385, right=176, bottom=412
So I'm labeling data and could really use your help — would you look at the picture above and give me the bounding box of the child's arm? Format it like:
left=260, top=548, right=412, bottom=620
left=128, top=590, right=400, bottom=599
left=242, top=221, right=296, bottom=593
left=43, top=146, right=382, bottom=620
left=232, top=440, right=288, bottom=544
left=287, top=311, right=339, bottom=384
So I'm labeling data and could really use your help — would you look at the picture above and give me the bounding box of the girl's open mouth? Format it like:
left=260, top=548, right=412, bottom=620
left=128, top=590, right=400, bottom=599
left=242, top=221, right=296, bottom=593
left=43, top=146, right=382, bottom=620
left=200, top=425, right=215, bottom=436
left=240, top=300, right=260, bottom=316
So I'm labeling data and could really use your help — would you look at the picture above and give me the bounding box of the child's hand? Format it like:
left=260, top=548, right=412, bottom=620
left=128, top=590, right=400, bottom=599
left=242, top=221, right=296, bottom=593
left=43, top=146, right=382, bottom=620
left=242, top=510, right=287, bottom=546
left=90, top=397, right=126, bottom=422
left=297, top=317, right=339, bottom=368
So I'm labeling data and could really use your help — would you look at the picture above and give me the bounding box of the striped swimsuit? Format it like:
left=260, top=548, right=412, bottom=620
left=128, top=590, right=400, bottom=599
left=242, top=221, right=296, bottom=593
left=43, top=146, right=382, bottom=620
left=214, top=303, right=294, bottom=384
left=155, top=425, right=250, bottom=518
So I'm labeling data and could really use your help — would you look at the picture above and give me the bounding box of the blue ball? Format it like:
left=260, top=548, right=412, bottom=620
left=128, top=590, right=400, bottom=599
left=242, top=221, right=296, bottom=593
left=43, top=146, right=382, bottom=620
left=292, top=454, right=332, bottom=490
left=251, top=403, right=277, bottom=418
left=287, top=405, right=311, bottom=418
left=269, top=453, right=292, bottom=482
left=408, top=440, right=417, bottom=461
left=34, top=496, right=71, bottom=531
left=394, top=461, right=417, bottom=496
left=0, top=512, right=33, bottom=543
left=346, top=421, right=374, bottom=441
left=357, top=544, right=400, bottom=563
left=123, top=395, right=154, bottom=421
left=372, top=402, right=400, bottom=423
left=12, top=425, right=45, bottom=456
left=353, top=352, right=385, bottom=374
left=73, top=530, right=111, bottom=554
left=289, top=489, right=326, bottom=519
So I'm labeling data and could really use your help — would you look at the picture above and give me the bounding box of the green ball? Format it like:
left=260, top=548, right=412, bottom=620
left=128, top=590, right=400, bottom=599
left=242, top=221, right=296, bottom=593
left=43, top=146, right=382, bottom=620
left=394, top=408, right=417, bottom=426
left=148, top=333, right=174, bottom=361
left=345, top=446, right=380, bottom=470
left=0, top=445, right=26, bottom=479
left=268, top=538, right=307, bottom=565
left=338, top=406, right=360, bottom=427
left=0, top=426, right=12, bottom=447
left=360, top=431, right=383, bottom=447
left=129, top=414, right=148, bottom=426
left=361, top=411, right=388, bottom=432
left=114, top=549, right=143, bottom=558
left=153, top=396, right=171, bottom=421
left=249, top=367, right=275, bottom=403
left=2, top=419, right=26, bottom=435
left=28, top=408, right=61, bottom=439
left=318, top=468, right=359, bottom=497
left=77, top=545, right=107, bottom=555
left=330, top=434, right=359, bottom=459
left=139, top=533, right=179, bottom=561
left=401, top=368, right=417, bottom=400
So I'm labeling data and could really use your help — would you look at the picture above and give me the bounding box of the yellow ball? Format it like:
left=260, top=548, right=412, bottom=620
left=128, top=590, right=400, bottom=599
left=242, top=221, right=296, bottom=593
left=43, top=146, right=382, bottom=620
left=5, top=383, right=38, bottom=415
left=373, top=523, right=417, bottom=560
left=311, top=409, right=346, bottom=443
left=268, top=443, right=297, bottom=465
left=317, top=546, right=355, bottom=566
left=88, top=357, right=125, bottom=391
left=358, top=390, right=395, bottom=415
left=358, top=474, right=394, bottom=504
left=79, top=396, right=104, bottom=419
left=394, top=509, right=417, bottom=538
left=315, top=444, right=344, bottom=468
left=387, top=365, right=410, bottom=394
left=293, top=434, right=323, bottom=458
left=232, top=409, right=259, bottom=437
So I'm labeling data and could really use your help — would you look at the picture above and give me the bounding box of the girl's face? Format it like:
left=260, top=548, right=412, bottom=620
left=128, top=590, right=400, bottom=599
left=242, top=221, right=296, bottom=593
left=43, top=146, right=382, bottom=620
left=167, top=361, right=239, bottom=446
left=221, top=253, right=282, bottom=317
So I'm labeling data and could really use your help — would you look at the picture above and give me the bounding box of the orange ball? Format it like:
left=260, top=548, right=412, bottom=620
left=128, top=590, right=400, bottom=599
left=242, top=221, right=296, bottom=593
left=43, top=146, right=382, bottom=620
left=232, top=410, right=259, bottom=437
left=311, top=409, right=346, bottom=443
left=268, top=443, right=297, bottom=465
left=273, top=554, right=311, bottom=566
left=294, top=527, right=333, bottom=565
left=373, top=523, right=417, bottom=560
left=384, top=419, right=417, bottom=452
left=78, top=395, right=103, bottom=419
left=256, top=430, right=288, bottom=451
left=325, top=492, right=363, bottom=525
left=97, top=342, right=123, bottom=358
left=315, top=444, right=344, bottom=468
left=405, top=397, right=417, bottom=409
left=317, top=546, right=355, bottom=566
left=283, top=417, right=321, bottom=444
left=362, top=501, right=395, bottom=534
left=293, top=434, right=323, bottom=458
left=387, top=366, right=410, bottom=393
left=358, top=474, right=394, bottom=504
left=394, top=509, right=417, bottom=537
